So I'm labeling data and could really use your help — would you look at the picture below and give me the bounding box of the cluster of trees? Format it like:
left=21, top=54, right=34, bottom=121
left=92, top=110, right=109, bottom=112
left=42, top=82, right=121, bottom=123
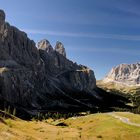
left=130, top=94, right=140, bottom=114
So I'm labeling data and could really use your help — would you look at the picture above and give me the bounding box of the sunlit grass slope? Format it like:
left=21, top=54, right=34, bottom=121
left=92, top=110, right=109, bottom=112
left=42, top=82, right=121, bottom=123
left=1, top=111, right=140, bottom=140
left=97, top=80, right=140, bottom=95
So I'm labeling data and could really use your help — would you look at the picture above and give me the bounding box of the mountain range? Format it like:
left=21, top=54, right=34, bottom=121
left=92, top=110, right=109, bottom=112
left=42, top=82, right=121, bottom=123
left=0, top=9, right=133, bottom=118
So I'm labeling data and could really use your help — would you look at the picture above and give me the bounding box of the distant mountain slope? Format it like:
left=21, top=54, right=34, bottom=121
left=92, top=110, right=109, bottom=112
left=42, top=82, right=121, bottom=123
left=103, top=63, right=140, bottom=86
left=98, top=62, right=140, bottom=96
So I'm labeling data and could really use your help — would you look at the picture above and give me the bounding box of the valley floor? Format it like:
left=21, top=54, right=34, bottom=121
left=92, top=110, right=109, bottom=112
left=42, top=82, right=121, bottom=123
left=0, top=112, right=140, bottom=140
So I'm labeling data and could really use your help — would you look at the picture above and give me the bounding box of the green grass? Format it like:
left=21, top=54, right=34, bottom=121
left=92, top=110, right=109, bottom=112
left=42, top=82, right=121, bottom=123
left=64, top=113, right=140, bottom=140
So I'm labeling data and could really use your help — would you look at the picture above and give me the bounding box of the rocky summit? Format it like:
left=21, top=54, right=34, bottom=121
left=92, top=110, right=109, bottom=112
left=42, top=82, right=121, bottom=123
left=0, top=10, right=128, bottom=118
left=103, top=63, right=140, bottom=86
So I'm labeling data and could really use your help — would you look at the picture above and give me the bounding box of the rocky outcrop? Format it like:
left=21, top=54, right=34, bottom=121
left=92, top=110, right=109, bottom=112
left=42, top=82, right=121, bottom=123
left=38, top=39, right=53, bottom=53
left=55, top=41, right=66, bottom=57
left=103, top=63, right=140, bottom=86
left=38, top=39, right=96, bottom=92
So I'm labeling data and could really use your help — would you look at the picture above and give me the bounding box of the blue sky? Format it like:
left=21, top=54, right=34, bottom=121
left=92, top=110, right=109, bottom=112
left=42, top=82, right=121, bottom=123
left=1, top=0, right=140, bottom=79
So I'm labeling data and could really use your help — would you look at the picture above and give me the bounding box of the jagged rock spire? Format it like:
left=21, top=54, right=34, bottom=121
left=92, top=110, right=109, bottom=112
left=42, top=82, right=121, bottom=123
left=55, top=41, right=66, bottom=57
left=38, top=39, right=53, bottom=53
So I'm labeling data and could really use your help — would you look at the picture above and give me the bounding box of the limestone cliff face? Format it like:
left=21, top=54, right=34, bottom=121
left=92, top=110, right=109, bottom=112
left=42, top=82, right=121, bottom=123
left=55, top=41, right=66, bottom=57
left=38, top=39, right=96, bottom=92
left=0, top=10, right=99, bottom=115
left=103, top=63, right=140, bottom=86
left=0, top=23, right=40, bottom=68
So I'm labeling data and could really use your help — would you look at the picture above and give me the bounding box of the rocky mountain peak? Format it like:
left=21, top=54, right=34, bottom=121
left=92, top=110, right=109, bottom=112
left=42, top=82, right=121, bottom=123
left=38, top=39, right=53, bottom=53
left=103, top=62, right=140, bottom=86
left=55, top=41, right=66, bottom=57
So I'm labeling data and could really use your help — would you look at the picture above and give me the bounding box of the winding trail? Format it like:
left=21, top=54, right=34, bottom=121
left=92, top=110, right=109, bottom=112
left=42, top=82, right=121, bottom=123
left=108, top=112, right=140, bottom=127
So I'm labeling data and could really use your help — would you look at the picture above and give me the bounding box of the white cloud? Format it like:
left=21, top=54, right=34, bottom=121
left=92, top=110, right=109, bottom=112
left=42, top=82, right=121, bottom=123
left=22, top=29, right=140, bottom=41
left=66, top=46, right=140, bottom=56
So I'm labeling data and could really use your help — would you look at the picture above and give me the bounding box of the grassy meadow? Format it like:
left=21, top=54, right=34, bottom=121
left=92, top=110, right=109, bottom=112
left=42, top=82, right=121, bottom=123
left=0, top=111, right=140, bottom=140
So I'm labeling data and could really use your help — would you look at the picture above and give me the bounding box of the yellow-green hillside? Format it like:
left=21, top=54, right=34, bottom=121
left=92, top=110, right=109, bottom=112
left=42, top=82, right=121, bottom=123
left=1, top=112, right=140, bottom=140
left=97, top=80, right=140, bottom=95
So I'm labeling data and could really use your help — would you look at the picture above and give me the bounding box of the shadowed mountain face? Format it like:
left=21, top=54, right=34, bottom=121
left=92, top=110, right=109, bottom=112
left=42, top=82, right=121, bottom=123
left=0, top=10, right=129, bottom=118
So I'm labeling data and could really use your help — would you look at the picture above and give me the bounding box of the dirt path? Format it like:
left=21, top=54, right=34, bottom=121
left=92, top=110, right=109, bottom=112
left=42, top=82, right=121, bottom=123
left=108, top=112, right=140, bottom=127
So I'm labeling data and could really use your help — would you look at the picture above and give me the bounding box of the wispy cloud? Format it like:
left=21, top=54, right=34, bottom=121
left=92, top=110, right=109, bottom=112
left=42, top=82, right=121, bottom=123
left=22, top=29, right=140, bottom=41
left=67, top=46, right=140, bottom=56
left=116, top=0, right=140, bottom=16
